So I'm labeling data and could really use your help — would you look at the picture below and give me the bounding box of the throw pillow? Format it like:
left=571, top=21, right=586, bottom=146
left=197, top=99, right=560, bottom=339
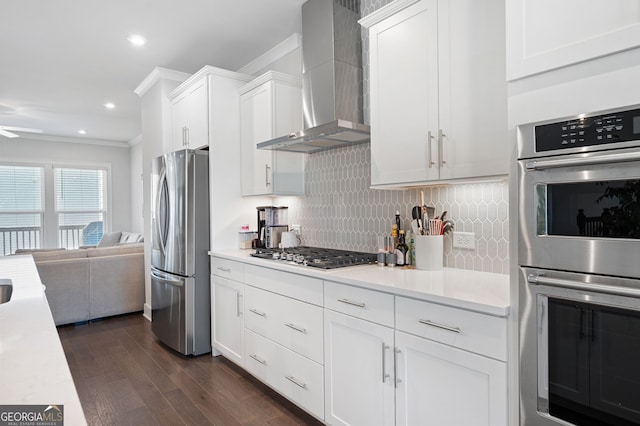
left=97, top=231, right=122, bottom=247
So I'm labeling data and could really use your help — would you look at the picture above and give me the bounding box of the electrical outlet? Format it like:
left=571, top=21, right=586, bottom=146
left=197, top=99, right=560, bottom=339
left=291, top=224, right=302, bottom=234
left=453, top=231, right=475, bottom=250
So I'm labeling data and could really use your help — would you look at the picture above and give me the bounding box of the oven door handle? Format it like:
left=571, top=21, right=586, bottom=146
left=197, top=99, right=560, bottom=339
left=528, top=274, right=640, bottom=298
left=525, top=150, right=640, bottom=170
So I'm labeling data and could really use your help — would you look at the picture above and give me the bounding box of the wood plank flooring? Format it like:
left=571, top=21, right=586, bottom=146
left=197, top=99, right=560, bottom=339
left=57, top=314, right=323, bottom=425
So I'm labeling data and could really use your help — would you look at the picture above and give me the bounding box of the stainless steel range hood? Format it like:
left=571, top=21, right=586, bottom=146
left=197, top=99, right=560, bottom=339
left=257, top=0, right=369, bottom=154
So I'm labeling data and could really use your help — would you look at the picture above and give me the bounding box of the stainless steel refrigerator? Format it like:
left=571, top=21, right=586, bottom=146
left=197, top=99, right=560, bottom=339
left=150, top=149, right=210, bottom=355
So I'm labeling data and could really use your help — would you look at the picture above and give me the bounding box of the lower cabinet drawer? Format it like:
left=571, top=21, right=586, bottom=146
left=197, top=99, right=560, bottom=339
left=324, top=281, right=394, bottom=327
left=244, top=285, right=324, bottom=364
left=244, top=329, right=324, bottom=420
left=395, top=296, right=507, bottom=361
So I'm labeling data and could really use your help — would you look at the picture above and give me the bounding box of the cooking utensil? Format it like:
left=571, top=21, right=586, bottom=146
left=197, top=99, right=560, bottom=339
left=412, top=206, right=422, bottom=233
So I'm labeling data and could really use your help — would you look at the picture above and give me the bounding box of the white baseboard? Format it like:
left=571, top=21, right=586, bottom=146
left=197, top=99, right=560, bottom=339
left=143, top=303, right=152, bottom=321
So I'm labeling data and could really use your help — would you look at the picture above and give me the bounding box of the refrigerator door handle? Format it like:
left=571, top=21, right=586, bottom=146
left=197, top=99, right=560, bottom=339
left=151, top=269, right=184, bottom=286
left=154, top=166, right=169, bottom=258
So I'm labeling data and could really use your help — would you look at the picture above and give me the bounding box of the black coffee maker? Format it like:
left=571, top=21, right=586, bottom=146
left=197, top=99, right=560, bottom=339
left=255, top=206, right=288, bottom=248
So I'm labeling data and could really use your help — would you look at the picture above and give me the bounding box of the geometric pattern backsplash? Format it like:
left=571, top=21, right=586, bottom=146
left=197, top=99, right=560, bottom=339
left=276, top=143, right=510, bottom=274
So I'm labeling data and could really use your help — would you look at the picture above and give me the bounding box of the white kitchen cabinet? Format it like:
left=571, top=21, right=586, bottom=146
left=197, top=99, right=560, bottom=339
left=395, top=331, right=507, bottom=426
left=239, top=71, right=305, bottom=196
left=171, top=75, right=209, bottom=151
left=169, top=66, right=252, bottom=153
left=211, top=274, right=244, bottom=366
left=506, top=0, right=640, bottom=81
left=324, top=309, right=395, bottom=426
left=361, top=0, right=508, bottom=187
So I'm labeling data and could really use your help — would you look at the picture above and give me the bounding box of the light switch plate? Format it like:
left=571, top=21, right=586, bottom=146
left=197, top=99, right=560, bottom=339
left=291, top=224, right=302, bottom=234
left=453, top=231, right=475, bottom=250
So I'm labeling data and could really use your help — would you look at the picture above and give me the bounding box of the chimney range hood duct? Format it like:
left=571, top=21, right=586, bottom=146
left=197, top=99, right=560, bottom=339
left=257, top=0, right=370, bottom=154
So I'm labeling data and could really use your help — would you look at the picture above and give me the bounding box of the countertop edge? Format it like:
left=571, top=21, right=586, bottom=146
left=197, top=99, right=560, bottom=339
left=209, top=250, right=510, bottom=318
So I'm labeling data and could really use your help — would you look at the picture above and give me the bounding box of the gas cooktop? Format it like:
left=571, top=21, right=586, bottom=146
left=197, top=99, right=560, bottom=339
left=250, top=246, right=377, bottom=269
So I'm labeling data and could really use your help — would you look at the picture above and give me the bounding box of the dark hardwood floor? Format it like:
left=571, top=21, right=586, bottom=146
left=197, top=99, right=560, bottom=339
left=58, top=314, right=323, bottom=426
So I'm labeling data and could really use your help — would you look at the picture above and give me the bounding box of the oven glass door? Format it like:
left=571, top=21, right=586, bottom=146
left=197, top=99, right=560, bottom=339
left=520, top=267, right=640, bottom=426
left=519, top=151, right=640, bottom=277
left=546, top=296, right=640, bottom=425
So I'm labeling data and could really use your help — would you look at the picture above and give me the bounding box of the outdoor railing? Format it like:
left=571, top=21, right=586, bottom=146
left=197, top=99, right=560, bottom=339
left=0, top=224, right=86, bottom=255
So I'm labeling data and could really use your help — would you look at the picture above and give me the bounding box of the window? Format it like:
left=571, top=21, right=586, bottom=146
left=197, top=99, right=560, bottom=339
left=55, top=167, right=107, bottom=249
left=0, top=163, right=109, bottom=255
left=0, top=165, right=44, bottom=255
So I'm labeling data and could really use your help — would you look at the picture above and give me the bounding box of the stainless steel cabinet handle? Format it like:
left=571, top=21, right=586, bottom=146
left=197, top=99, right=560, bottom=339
left=249, top=354, right=266, bottom=365
left=381, top=343, right=390, bottom=383
left=285, top=375, right=307, bottom=389
left=182, top=126, right=186, bottom=146
left=265, top=164, right=271, bottom=186
left=427, top=131, right=435, bottom=168
left=236, top=293, right=242, bottom=317
left=285, top=323, right=307, bottom=334
left=249, top=308, right=266, bottom=317
left=185, top=127, right=190, bottom=146
left=216, top=267, right=231, bottom=273
left=394, top=348, right=402, bottom=388
left=337, top=298, right=366, bottom=308
left=438, top=129, right=446, bottom=166
left=419, top=319, right=461, bottom=334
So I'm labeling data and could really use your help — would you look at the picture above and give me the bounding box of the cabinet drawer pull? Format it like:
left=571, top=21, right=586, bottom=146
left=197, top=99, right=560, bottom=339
left=216, top=267, right=231, bottom=273
left=381, top=343, right=390, bottom=383
left=285, top=375, right=307, bottom=389
left=285, top=323, right=307, bottom=334
left=337, top=298, right=366, bottom=308
left=419, top=319, right=461, bottom=334
left=249, top=308, right=266, bottom=317
left=249, top=354, right=267, bottom=365
left=236, top=293, right=242, bottom=317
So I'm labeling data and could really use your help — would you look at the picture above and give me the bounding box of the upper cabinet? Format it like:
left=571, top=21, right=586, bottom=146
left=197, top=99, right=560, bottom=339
left=239, top=71, right=305, bottom=197
left=361, top=0, right=508, bottom=187
left=506, top=0, right=640, bottom=81
left=168, top=66, right=252, bottom=153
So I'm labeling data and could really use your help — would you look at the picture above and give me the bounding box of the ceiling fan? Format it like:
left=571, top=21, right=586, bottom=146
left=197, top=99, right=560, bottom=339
left=0, top=125, right=43, bottom=138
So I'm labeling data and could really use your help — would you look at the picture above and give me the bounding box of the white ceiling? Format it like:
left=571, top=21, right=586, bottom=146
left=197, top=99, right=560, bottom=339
left=0, top=0, right=305, bottom=145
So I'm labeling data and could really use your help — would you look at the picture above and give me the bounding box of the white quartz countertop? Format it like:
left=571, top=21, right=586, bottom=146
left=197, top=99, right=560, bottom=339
left=210, top=250, right=510, bottom=317
left=0, top=255, right=87, bottom=425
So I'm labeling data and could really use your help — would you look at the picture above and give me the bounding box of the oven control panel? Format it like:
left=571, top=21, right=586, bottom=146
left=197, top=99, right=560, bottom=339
left=535, top=108, right=640, bottom=153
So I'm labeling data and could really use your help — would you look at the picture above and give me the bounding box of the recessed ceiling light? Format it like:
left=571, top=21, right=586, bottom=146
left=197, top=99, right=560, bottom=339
left=104, top=102, right=115, bottom=109
left=78, top=129, right=87, bottom=135
left=127, top=34, right=147, bottom=47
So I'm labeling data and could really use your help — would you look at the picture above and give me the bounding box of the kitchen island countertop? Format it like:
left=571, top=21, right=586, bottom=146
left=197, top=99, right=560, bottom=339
left=210, top=249, right=510, bottom=317
left=0, top=255, right=86, bottom=425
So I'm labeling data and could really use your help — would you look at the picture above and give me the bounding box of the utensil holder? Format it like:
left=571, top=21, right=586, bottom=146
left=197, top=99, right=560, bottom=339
left=415, top=235, right=443, bottom=271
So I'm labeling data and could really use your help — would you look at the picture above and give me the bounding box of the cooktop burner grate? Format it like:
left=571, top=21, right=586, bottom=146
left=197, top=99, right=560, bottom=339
left=250, top=246, right=377, bottom=269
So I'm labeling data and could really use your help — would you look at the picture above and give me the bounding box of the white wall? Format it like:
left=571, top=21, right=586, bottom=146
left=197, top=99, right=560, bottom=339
left=0, top=136, right=132, bottom=235
left=129, top=140, right=144, bottom=234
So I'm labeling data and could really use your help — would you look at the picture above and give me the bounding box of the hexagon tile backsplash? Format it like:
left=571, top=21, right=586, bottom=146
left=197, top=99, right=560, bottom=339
left=276, top=143, right=509, bottom=274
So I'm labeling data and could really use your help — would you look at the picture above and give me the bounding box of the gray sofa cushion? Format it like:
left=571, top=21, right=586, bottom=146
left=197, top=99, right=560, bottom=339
left=31, top=249, right=88, bottom=261
left=97, top=231, right=122, bottom=247
left=86, top=243, right=143, bottom=258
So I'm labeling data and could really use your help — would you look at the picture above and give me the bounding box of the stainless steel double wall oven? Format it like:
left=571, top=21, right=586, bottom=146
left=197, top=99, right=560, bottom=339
left=518, top=106, right=640, bottom=425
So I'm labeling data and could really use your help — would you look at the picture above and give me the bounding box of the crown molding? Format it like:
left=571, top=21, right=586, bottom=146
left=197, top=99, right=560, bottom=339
left=239, top=70, right=302, bottom=94
left=12, top=133, right=131, bottom=148
left=134, top=67, right=191, bottom=97
left=128, top=134, right=143, bottom=147
left=169, top=65, right=253, bottom=100
left=359, top=0, right=420, bottom=28
left=237, top=33, right=302, bottom=76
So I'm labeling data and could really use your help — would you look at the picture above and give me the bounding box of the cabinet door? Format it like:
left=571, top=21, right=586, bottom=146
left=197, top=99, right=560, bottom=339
left=506, top=0, right=640, bottom=80
left=172, top=92, right=188, bottom=152
left=437, top=0, right=508, bottom=180
left=369, top=0, right=439, bottom=186
left=185, top=78, right=209, bottom=149
left=211, top=275, right=244, bottom=366
left=395, top=331, right=507, bottom=426
left=240, top=83, right=274, bottom=196
left=324, top=310, right=395, bottom=426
